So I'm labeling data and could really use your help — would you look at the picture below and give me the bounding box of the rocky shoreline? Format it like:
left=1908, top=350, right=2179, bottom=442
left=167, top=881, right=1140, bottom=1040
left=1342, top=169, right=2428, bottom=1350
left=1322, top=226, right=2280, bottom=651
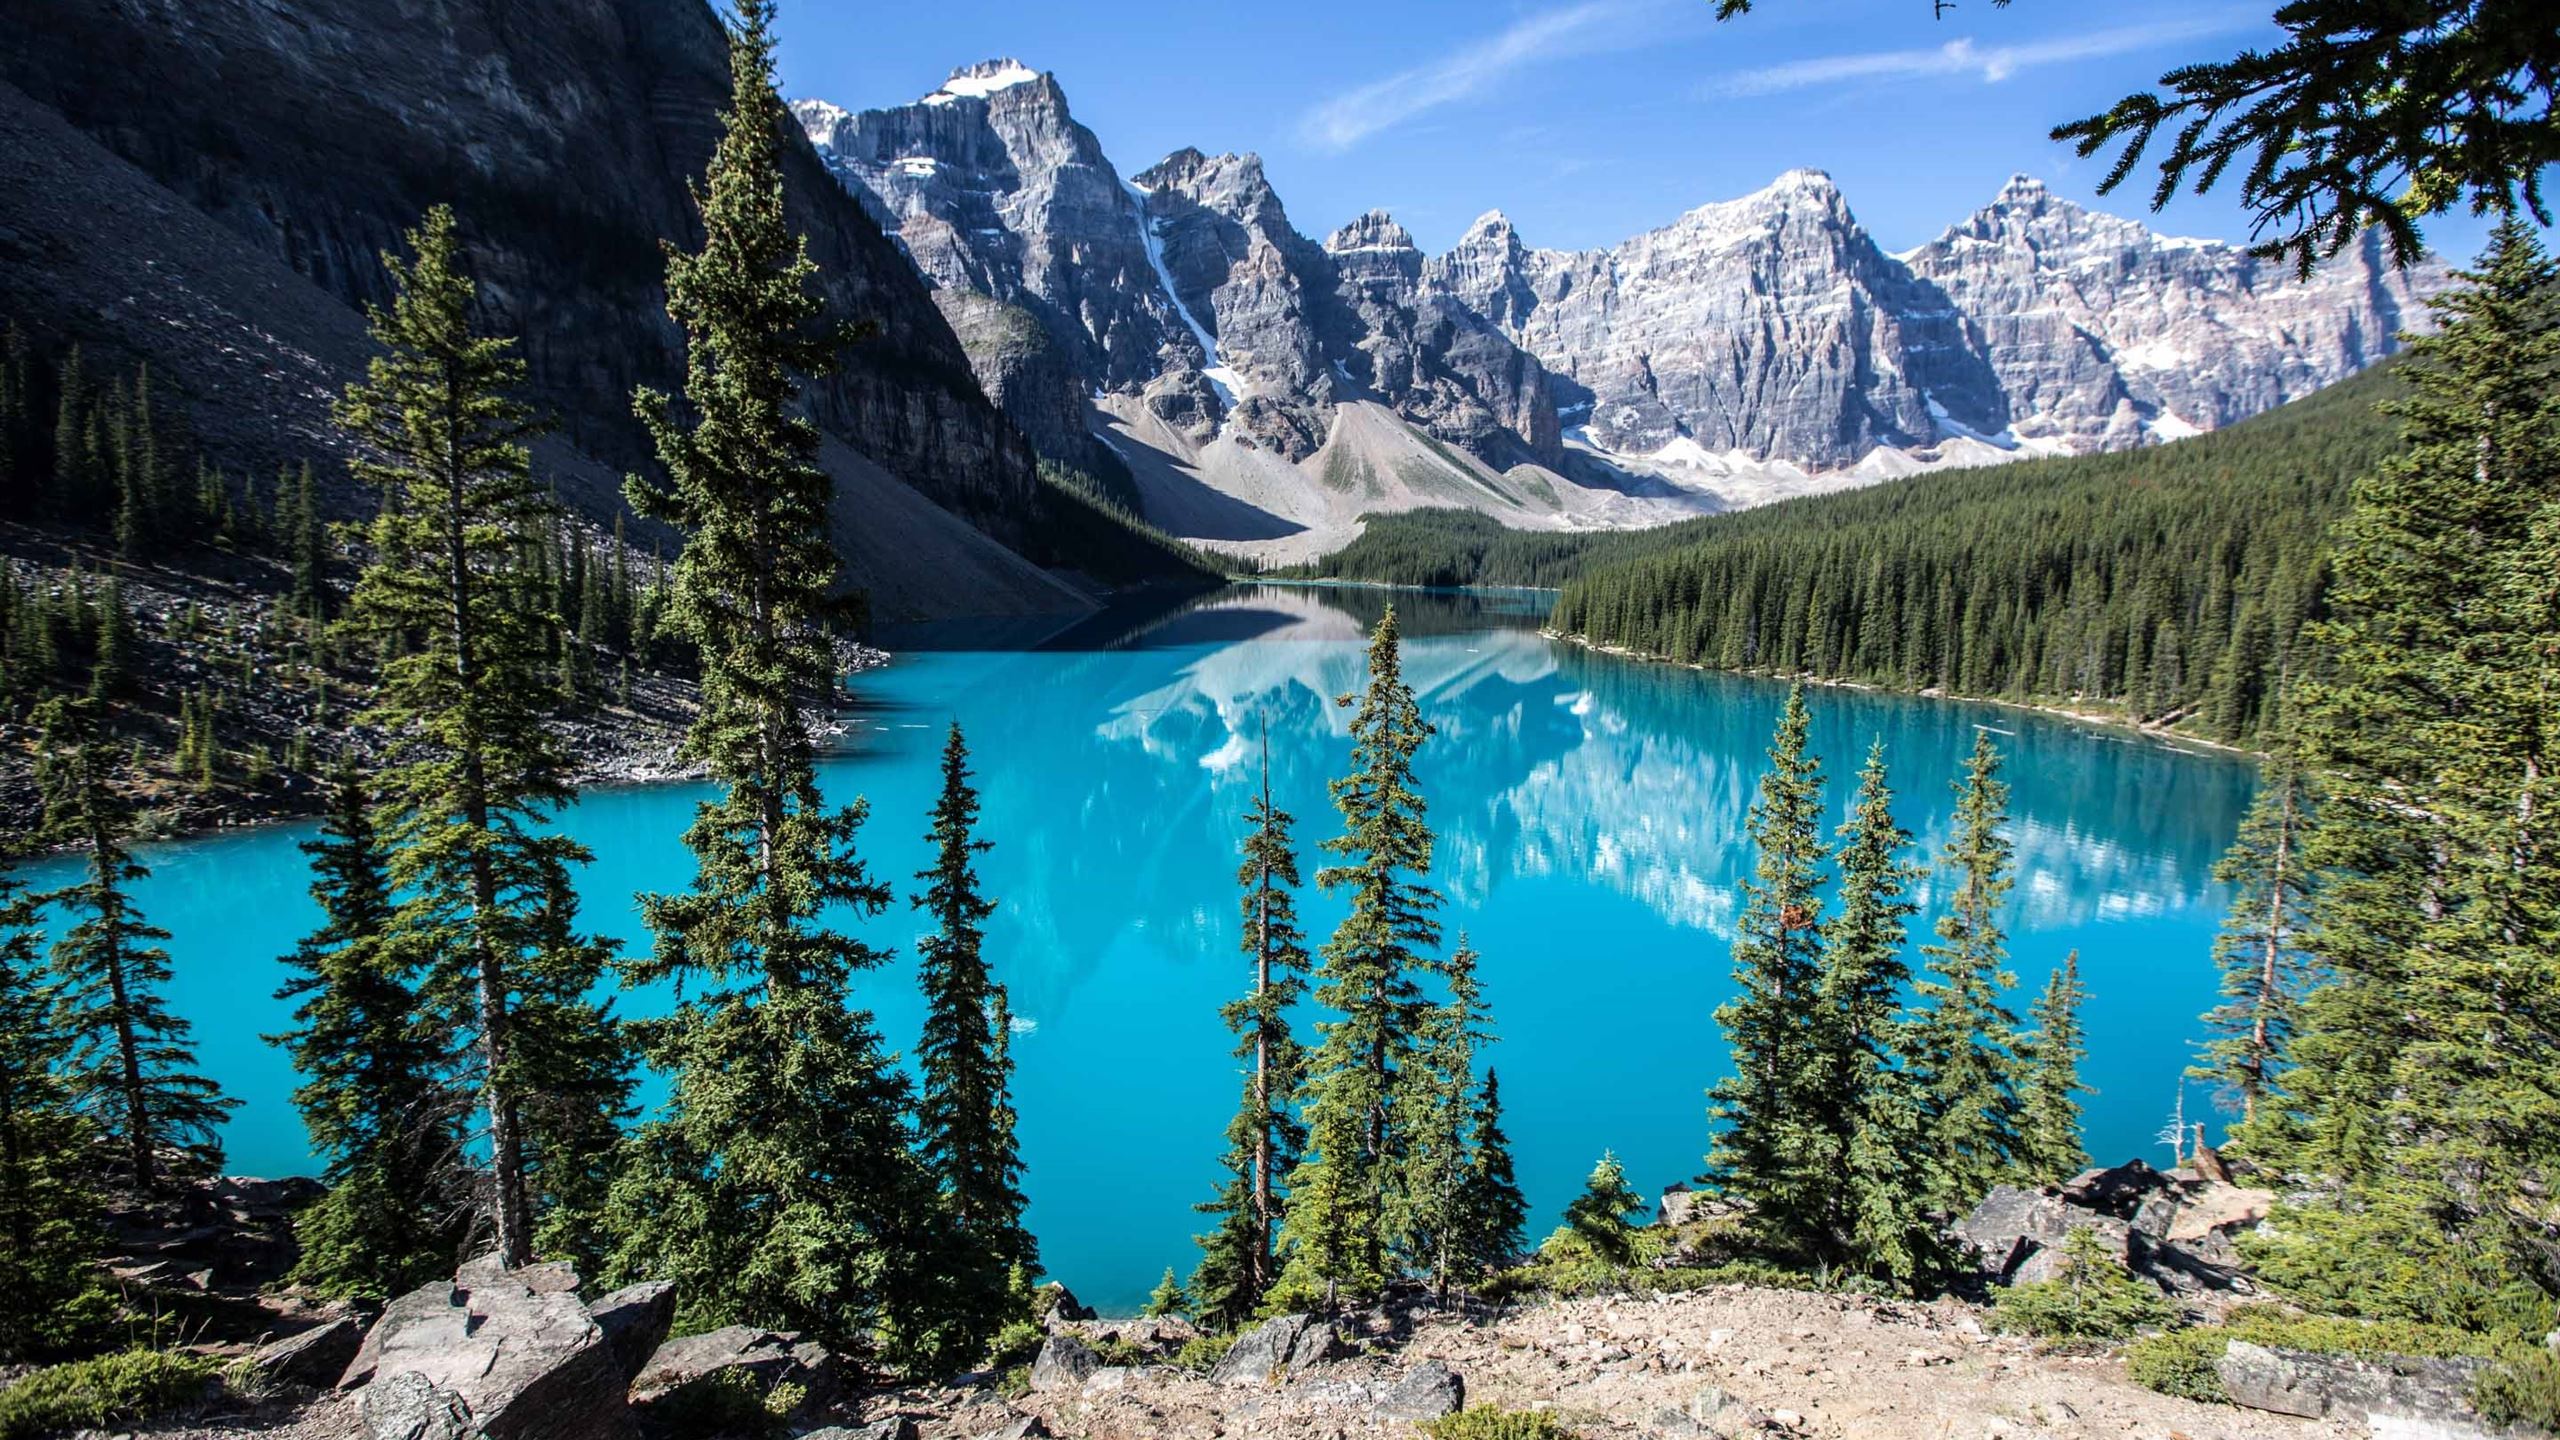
left=67, top=1158, right=2544, bottom=1440
left=1542, top=629, right=2261, bottom=761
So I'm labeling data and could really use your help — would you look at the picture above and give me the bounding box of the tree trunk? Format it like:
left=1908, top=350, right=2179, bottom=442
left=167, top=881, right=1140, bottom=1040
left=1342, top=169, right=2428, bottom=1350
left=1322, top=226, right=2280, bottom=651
left=445, top=375, right=529, bottom=1269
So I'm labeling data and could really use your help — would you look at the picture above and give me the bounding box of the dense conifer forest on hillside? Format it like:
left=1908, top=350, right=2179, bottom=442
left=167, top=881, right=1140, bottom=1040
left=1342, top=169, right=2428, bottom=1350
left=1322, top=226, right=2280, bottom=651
left=1304, top=363, right=2405, bottom=744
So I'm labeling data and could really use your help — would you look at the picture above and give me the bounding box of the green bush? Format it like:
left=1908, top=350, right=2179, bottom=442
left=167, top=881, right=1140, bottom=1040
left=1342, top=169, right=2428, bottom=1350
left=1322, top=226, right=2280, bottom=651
left=0, top=1349, right=217, bottom=1440
left=1989, top=1228, right=2176, bottom=1341
left=1173, top=1331, right=1235, bottom=1372
left=2125, top=1329, right=2232, bottom=1402
left=2125, top=1306, right=2519, bottom=1407
left=1419, top=1406, right=1579, bottom=1439
left=1088, top=1335, right=1149, bottom=1368
left=2475, top=1348, right=2560, bottom=1432
left=983, top=1318, right=1043, bottom=1370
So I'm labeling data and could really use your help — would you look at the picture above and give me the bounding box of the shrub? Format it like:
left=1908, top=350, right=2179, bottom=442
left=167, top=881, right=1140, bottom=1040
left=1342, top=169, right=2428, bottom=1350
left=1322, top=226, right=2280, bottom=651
left=2125, top=1329, right=2231, bottom=1402
left=983, top=1319, right=1043, bottom=1370
left=0, top=1349, right=217, bottom=1440
left=1989, top=1227, right=2176, bottom=1341
left=1173, top=1332, right=1235, bottom=1373
left=1088, top=1336, right=1149, bottom=1368
left=1419, top=1406, right=1579, bottom=1439
left=2475, top=1349, right=2560, bottom=1432
left=2125, top=1306, right=2517, bottom=1407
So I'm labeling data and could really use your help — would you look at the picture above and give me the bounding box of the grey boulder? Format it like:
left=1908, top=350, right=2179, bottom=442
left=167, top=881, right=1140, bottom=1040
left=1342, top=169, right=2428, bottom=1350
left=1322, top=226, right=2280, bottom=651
left=586, top=1280, right=675, bottom=1384
left=629, top=1325, right=840, bottom=1422
left=346, top=1258, right=632, bottom=1440
left=357, top=1370, right=473, bottom=1440
left=2219, top=1340, right=2497, bottom=1433
left=1028, top=1334, right=1100, bottom=1393
left=1373, top=1359, right=1464, bottom=1421
left=247, top=1316, right=363, bottom=1390
left=802, top=1422, right=920, bottom=1440
left=1210, top=1312, right=1344, bottom=1387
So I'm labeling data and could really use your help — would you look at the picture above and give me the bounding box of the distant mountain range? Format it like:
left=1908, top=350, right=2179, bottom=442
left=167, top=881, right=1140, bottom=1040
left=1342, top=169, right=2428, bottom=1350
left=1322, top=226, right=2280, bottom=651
left=798, top=59, right=2446, bottom=559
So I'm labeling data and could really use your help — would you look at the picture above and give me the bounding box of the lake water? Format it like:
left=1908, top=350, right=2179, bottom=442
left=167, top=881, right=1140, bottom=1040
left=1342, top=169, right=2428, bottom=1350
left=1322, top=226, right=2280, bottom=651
left=24, top=583, right=2256, bottom=1312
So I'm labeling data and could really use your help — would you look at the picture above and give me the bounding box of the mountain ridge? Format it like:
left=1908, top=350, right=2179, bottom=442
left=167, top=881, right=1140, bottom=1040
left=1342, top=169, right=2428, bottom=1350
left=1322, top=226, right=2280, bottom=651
left=799, top=59, right=2445, bottom=558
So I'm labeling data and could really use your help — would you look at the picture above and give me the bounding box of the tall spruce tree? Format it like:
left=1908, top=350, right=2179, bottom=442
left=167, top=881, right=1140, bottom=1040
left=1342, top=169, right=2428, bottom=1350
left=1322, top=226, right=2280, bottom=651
left=1704, top=685, right=1831, bottom=1257
left=272, top=765, right=463, bottom=1297
left=1401, top=934, right=1496, bottom=1301
left=335, top=204, right=614, bottom=1266
left=2015, top=952, right=2091, bottom=1185
left=1908, top=731, right=2025, bottom=1210
left=1817, top=740, right=1937, bottom=1287
left=1275, top=607, right=1440, bottom=1309
left=2196, top=740, right=2316, bottom=1143
left=913, top=723, right=1034, bottom=1314
left=2251, top=222, right=2560, bottom=1332
left=1192, top=726, right=1311, bottom=1329
left=35, top=700, right=236, bottom=1192
left=289, top=462, right=329, bottom=625
left=1457, top=1068, right=1527, bottom=1278
left=602, top=0, right=941, bottom=1366
left=0, top=831, right=112, bottom=1359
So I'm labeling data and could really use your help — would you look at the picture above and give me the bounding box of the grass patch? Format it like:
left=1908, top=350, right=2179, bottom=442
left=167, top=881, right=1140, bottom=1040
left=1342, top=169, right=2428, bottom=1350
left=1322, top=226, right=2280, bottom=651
left=0, top=1349, right=217, bottom=1440
left=1481, top=1257, right=1830, bottom=1304
left=2126, top=1305, right=2526, bottom=1408
left=1419, top=1406, right=1578, bottom=1439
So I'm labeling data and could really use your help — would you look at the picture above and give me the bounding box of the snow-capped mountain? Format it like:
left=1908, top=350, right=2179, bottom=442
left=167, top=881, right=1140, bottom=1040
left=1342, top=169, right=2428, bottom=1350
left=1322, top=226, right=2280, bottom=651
left=797, top=60, right=2444, bottom=557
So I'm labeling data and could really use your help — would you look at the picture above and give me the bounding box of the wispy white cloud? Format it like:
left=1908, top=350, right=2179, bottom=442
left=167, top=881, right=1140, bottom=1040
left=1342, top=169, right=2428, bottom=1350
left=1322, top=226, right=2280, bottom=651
left=1705, top=15, right=2248, bottom=99
left=1299, top=1, right=1645, bottom=153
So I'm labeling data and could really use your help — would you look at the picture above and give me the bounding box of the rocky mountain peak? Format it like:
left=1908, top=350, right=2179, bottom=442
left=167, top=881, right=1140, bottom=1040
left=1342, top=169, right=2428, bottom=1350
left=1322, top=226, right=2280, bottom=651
left=921, top=58, right=1046, bottom=105
left=1326, top=210, right=1417, bottom=255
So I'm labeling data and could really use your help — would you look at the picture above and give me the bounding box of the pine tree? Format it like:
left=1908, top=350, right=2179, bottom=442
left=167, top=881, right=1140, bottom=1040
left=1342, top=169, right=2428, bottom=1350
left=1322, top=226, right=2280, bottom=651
left=1550, top=1151, right=1645, bottom=1265
left=271, top=765, right=463, bottom=1298
left=1704, top=685, right=1831, bottom=1256
left=1908, top=731, right=2024, bottom=1210
left=0, top=831, right=113, bottom=1360
left=86, top=578, right=132, bottom=703
left=601, top=0, right=942, bottom=1367
left=1143, top=1267, right=1188, bottom=1318
left=289, top=462, right=329, bottom=624
left=1191, top=726, right=1310, bottom=1329
left=2015, top=952, right=2091, bottom=1185
left=35, top=700, right=236, bottom=1192
left=1456, top=1068, right=1527, bottom=1277
left=2196, top=739, right=2316, bottom=1144
left=1816, top=740, right=1937, bottom=1287
left=334, top=204, right=614, bottom=1267
left=1275, top=607, right=1440, bottom=1309
left=2250, top=221, right=2560, bottom=1332
left=913, top=723, right=1034, bottom=1318
left=510, top=862, right=636, bottom=1279
left=1401, top=934, right=1494, bottom=1301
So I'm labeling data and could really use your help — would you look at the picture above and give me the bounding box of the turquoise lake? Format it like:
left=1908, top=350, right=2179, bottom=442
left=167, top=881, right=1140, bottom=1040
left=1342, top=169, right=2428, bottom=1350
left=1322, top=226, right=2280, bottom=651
left=25, top=583, right=2257, bottom=1312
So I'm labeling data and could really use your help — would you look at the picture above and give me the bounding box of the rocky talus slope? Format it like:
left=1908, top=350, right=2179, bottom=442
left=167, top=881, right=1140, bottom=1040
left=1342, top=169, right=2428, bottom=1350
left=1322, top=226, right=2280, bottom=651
left=0, top=4, right=1136, bottom=621
left=86, top=1159, right=2538, bottom=1440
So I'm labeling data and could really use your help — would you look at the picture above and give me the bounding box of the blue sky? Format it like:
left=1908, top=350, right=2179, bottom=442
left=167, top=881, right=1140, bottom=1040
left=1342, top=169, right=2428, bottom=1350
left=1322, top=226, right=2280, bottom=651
left=775, top=0, right=2511, bottom=263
